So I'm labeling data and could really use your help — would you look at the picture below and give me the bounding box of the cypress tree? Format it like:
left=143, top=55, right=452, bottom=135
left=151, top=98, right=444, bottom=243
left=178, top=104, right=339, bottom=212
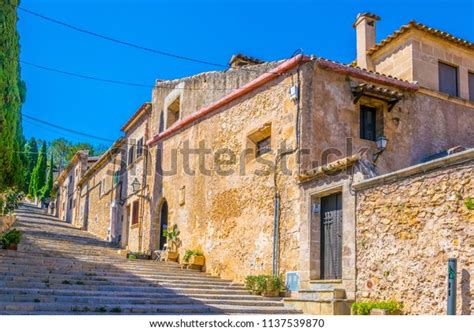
left=23, top=137, right=38, bottom=192
left=29, top=142, right=47, bottom=198
left=0, top=0, right=26, bottom=191
left=40, top=155, right=54, bottom=201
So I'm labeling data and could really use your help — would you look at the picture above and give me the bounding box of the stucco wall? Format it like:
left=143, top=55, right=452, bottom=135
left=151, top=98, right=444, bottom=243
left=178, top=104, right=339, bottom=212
left=300, top=64, right=474, bottom=177
left=355, top=155, right=474, bottom=314
left=371, top=30, right=474, bottom=99
left=155, top=73, right=302, bottom=281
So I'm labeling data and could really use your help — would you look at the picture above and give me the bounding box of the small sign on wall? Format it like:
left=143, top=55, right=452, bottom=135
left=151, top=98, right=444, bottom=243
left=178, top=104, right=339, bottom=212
left=286, top=272, right=300, bottom=292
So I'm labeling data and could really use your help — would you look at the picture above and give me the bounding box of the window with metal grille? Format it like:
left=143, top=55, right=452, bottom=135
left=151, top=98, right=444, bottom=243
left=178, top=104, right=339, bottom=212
left=256, top=137, right=271, bottom=157
left=439, top=62, right=458, bottom=97
left=360, top=105, right=377, bottom=141
left=136, top=137, right=144, bottom=158
left=131, top=200, right=139, bottom=225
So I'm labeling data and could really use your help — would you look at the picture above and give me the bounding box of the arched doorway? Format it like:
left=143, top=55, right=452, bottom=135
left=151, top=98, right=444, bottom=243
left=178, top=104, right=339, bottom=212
left=159, top=200, right=168, bottom=250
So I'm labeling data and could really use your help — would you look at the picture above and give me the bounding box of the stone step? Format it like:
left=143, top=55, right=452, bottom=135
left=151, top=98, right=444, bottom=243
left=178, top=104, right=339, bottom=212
left=0, top=280, right=246, bottom=292
left=0, top=270, right=235, bottom=285
left=0, top=275, right=245, bottom=288
left=0, top=287, right=281, bottom=302
left=0, top=302, right=299, bottom=314
left=0, top=288, right=280, bottom=302
left=2, top=293, right=283, bottom=307
left=293, top=288, right=347, bottom=300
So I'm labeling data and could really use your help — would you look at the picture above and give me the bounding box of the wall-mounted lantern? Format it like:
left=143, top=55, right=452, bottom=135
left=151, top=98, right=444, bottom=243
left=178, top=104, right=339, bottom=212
left=131, top=178, right=151, bottom=202
left=373, top=136, right=388, bottom=163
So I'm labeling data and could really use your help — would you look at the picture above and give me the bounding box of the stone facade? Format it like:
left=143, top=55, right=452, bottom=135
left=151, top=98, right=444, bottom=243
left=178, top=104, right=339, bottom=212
left=56, top=151, right=91, bottom=225
left=371, top=28, right=474, bottom=99
left=53, top=13, right=474, bottom=314
left=77, top=139, right=126, bottom=242
left=354, top=150, right=474, bottom=315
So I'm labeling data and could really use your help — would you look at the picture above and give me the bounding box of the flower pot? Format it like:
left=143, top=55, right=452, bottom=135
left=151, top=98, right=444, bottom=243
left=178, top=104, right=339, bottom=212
left=262, top=290, right=280, bottom=297
left=165, top=251, right=179, bottom=262
left=7, top=243, right=17, bottom=251
left=188, top=255, right=205, bottom=270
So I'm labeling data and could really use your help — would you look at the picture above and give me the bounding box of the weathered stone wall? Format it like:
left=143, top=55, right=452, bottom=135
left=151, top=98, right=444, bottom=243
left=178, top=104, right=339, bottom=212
left=155, top=73, right=302, bottom=282
left=79, top=150, right=124, bottom=242
left=355, top=154, right=474, bottom=315
left=123, top=113, right=151, bottom=253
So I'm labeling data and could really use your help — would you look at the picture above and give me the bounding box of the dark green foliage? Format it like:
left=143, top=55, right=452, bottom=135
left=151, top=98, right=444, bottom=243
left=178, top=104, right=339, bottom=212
left=0, top=0, right=26, bottom=191
left=183, top=249, right=203, bottom=263
left=0, top=228, right=21, bottom=249
left=29, top=142, right=47, bottom=198
left=0, top=189, right=23, bottom=215
left=351, top=301, right=403, bottom=315
left=40, top=155, right=54, bottom=201
left=465, top=197, right=473, bottom=210
left=49, top=138, right=103, bottom=171
left=23, top=138, right=38, bottom=192
left=244, top=275, right=285, bottom=295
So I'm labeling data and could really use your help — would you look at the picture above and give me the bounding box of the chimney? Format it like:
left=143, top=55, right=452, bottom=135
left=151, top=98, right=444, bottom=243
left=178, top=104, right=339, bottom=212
left=229, top=54, right=264, bottom=69
left=353, top=13, right=380, bottom=70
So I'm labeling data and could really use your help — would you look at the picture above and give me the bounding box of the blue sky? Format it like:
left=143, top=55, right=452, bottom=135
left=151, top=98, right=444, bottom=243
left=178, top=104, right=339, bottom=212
left=19, top=0, right=474, bottom=145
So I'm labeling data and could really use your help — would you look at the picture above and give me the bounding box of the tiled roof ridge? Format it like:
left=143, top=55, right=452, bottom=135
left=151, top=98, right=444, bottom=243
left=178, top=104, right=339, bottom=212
left=367, top=20, right=474, bottom=55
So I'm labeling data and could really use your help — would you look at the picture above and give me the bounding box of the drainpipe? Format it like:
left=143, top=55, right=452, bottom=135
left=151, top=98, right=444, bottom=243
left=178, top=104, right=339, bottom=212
left=272, top=192, right=281, bottom=276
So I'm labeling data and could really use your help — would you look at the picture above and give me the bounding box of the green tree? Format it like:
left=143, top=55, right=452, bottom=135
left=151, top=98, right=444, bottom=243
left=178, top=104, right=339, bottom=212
left=23, top=137, right=38, bottom=192
left=66, top=143, right=95, bottom=161
left=0, top=0, right=26, bottom=191
left=40, top=156, right=54, bottom=201
left=29, top=142, right=47, bottom=198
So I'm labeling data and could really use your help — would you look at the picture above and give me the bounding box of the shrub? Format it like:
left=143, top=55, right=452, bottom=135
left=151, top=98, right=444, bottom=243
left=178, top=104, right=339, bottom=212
left=183, top=249, right=204, bottom=263
left=351, top=301, right=403, bottom=315
left=244, top=275, right=285, bottom=295
left=0, top=228, right=21, bottom=249
left=0, top=190, right=23, bottom=216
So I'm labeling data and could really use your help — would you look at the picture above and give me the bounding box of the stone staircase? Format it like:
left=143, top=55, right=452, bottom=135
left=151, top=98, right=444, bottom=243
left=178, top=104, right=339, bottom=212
left=0, top=204, right=300, bottom=315
left=284, top=288, right=352, bottom=315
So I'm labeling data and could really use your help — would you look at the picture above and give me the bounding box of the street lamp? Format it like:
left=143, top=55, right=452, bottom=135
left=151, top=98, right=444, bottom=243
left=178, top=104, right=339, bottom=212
left=131, top=178, right=141, bottom=193
left=376, top=136, right=388, bottom=151
left=131, top=178, right=151, bottom=202
left=373, top=136, right=388, bottom=163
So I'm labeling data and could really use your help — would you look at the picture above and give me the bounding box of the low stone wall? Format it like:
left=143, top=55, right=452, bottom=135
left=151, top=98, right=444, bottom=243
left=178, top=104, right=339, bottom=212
left=354, top=152, right=473, bottom=315
left=0, top=214, right=16, bottom=233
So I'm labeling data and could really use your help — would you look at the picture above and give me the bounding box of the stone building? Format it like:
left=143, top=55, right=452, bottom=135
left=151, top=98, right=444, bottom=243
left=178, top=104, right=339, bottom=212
left=53, top=13, right=473, bottom=314
left=76, top=138, right=126, bottom=242
left=56, top=150, right=96, bottom=224
left=120, top=102, right=152, bottom=252
left=143, top=13, right=473, bottom=313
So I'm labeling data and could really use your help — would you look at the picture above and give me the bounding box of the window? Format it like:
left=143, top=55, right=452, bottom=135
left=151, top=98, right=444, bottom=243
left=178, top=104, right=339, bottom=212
left=360, top=105, right=377, bottom=141
left=131, top=200, right=139, bottom=225
left=166, top=96, right=180, bottom=128
left=69, top=198, right=72, bottom=209
left=128, top=146, right=134, bottom=165
left=256, top=137, right=272, bottom=157
left=136, top=137, right=144, bottom=158
left=438, top=62, right=458, bottom=97
left=469, top=72, right=474, bottom=102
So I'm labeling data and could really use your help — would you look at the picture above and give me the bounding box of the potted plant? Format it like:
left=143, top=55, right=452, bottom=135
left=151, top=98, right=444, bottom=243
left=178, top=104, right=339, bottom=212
left=0, top=228, right=21, bottom=250
left=244, top=275, right=284, bottom=297
left=163, top=224, right=180, bottom=262
left=183, top=249, right=205, bottom=270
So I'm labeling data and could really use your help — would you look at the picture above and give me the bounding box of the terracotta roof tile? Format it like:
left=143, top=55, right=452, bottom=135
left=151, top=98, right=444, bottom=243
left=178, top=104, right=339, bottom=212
left=368, top=21, right=474, bottom=55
